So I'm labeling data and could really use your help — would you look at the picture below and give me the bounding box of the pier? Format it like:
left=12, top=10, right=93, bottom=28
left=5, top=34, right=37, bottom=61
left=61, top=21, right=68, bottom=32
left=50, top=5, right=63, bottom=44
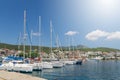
left=0, top=70, right=46, bottom=80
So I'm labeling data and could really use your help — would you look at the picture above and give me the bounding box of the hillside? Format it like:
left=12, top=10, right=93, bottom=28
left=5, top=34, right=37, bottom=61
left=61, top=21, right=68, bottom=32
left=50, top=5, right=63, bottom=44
left=78, top=47, right=120, bottom=52
left=0, top=43, right=50, bottom=53
left=0, top=43, right=120, bottom=53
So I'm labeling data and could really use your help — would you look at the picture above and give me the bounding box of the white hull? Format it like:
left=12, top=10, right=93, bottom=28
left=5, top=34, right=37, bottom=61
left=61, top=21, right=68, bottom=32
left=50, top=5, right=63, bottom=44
left=0, top=65, right=5, bottom=70
left=32, top=63, right=42, bottom=71
left=1, top=62, right=14, bottom=71
left=91, top=56, right=103, bottom=60
left=14, top=64, right=33, bottom=73
left=1, top=61, right=33, bottom=73
left=52, top=61, right=64, bottom=68
left=64, top=61, right=75, bottom=65
left=41, top=62, right=53, bottom=69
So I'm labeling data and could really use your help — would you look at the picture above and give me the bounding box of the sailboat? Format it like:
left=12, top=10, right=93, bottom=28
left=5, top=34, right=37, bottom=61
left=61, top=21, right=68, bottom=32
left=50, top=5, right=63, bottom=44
left=32, top=16, right=53, bottom=69
left=31, top=16, right=43, bottom=71
left=41, top=19, right=53, bottom=69
left=14, top=10, right=33, bottom=73
left=49, top=20, right=64, bottom=68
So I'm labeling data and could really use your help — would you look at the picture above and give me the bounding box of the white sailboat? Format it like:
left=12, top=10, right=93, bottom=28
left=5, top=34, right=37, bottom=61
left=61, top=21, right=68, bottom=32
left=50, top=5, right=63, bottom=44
left=30, top=16, right=43, bottom=71
left=10, top=10, right=33, bottom=73
left=41, top=20, right=53, bottom=69
left=49, top=20, right=64, bottom=68
left=31, top=16, right=53, bottom=69
left=1, top=61, right=14, bottom=71
left=13, top=60, right=33, bottom=73
left=32, top=62, right=42, bottom=71
left=41, top=62, right=53, bottom=69
left=1, top=57, right=33, bottom=73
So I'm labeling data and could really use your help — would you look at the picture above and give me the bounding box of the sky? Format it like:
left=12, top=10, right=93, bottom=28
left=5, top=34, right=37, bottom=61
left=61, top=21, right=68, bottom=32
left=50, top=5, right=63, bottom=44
left=0, top=0, right=120, bottom=49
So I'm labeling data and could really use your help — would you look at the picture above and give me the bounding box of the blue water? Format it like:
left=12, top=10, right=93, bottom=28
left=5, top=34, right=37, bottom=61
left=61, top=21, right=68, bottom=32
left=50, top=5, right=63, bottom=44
left=27, top=60, right=120, bottom=80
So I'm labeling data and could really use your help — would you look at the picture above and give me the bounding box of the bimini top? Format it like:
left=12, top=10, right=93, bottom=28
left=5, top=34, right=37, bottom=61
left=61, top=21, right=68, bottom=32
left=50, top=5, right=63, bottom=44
left=3, top=56, right=24, bottom=61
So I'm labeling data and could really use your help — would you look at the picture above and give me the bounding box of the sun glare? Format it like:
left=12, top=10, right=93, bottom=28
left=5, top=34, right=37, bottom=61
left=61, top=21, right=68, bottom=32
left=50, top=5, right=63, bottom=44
left=100, top=0, right=114, bottom=6
left=98, top=0, right=116, bottom=11
left=92, top=0, right=119, bottom=17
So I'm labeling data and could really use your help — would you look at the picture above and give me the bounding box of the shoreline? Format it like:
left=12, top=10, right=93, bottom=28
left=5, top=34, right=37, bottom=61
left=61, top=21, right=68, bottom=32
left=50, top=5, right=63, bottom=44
left=0, top=70, right=46, bottom=80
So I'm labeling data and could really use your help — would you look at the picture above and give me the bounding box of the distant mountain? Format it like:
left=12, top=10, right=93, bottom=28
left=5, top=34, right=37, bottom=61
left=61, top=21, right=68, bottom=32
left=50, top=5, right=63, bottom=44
left=61, top=44, right=88, bottom=51
left=76, top=44, right=88, bottom=49
left=62, top=44, right=87, bottom=48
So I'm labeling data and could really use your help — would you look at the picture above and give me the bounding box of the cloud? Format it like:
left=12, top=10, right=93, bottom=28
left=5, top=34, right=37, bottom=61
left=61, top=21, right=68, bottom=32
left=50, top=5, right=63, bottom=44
left=86, top=29, right=120, bottom=41
left=106, top=31, right=120, bottom=40
left=85, top=29, right=109, bottom=41
left=65, top=31, right=79, bottom=36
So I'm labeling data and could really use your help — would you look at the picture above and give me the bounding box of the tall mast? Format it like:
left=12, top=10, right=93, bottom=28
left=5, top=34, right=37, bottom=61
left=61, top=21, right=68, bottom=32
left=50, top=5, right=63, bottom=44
left=18, top=32, right=21, bottom=51
left=38, top=16, right=41, bottom=57
left=30, top=30, right=33, bottom=58
left=72, top=36, right=74, bottom=52
left=56, top=35, right=59, bottom=50
left=50, top=20, right=52, bottom=54
left=66, top=36, right=69, bottom=51
left=23, top=10, right=26, bottom=58
left=69, top=36, right=71, bottom=52
left=18, top=32, right=21, bottom=57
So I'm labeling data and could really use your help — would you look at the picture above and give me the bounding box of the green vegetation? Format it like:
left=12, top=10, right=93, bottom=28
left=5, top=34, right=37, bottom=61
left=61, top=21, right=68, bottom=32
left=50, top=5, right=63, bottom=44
left=0, top=43, right=120, bottom=53
left=0, top=43, right=50, bottom=53
left=78, top=47, right=120, bottom=52
left=19, top=52, right=40, bottom=58
left=63, top=47, right=120, bottom=52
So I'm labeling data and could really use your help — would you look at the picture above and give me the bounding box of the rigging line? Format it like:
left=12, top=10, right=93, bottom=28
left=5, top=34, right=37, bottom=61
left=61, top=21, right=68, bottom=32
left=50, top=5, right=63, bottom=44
left=26, top=26, right=32, bottom=46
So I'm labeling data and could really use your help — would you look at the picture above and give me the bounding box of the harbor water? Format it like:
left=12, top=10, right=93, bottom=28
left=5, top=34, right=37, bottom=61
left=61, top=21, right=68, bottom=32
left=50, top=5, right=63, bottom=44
left=27, top=60, right=120, bottom=80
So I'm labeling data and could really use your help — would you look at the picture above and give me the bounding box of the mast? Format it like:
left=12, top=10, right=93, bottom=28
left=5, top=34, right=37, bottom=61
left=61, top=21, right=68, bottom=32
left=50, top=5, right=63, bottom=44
left=30, top=30, right=33, bottom=58
left=66, top=36, right=69, bottom=51
left=38, top=16, right=41, bottom=58
left=72, top=36, right=74, bottom=52
left=56, top=35, right=59, bottom=50
left=50, top=20, right=52, bottom=54
left=18, top=32, right=21, bottom=57
left=18, top=32, right=21, bottom=51
left=23, top=10, right=26, bottom=58
left=69, top=36, right=71, bottom=52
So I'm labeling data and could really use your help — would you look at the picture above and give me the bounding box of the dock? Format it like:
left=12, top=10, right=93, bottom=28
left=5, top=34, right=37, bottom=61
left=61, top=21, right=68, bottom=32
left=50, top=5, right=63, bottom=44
left=0, top=70, right=46, bottom=80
